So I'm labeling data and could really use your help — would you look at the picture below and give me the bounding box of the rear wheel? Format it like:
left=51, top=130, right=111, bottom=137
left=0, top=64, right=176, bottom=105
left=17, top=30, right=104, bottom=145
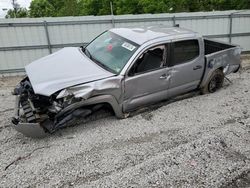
left=201, top=69, right=224, bottom=94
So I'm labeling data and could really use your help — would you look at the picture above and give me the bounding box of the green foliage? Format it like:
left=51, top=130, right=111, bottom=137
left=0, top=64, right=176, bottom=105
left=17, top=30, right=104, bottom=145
left=80, top=0, right=108, bottom=15
left=57, top=0, right=81, bottom=16
left=114, top=0, right=143, bottom=15
left=29, top=0, right=82, bottom=17
left=5, top=0, right=28, bottom=18
left=27, top=0, right=250, bottom=18
left=5, top=7, right=29, bottom=18
left=29, top=0, right=55, bottom=17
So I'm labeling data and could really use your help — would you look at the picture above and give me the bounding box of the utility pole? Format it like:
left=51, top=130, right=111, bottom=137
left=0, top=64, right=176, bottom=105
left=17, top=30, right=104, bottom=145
left=11, top=0, right=20, bottom=18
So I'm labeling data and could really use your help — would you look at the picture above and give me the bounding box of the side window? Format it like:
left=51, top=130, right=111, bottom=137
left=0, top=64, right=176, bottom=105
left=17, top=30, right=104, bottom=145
left=172, top=40, right=199, bottom=66
left=129, top=45, right=165, bottom=76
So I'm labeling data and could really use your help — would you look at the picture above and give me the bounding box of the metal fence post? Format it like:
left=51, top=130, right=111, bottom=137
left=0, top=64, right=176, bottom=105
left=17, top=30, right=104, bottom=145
left=229, top=13, right=233, bottom=44
left=173, top=16, right=176, bottom=26
left=43, top=21, right=52, bottom=54
left=111, top=16, right=115, bottom=28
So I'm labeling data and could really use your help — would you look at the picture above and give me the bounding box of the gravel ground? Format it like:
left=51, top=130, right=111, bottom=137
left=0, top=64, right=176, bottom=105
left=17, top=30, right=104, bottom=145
left=0, top=57, right=250, bottom=188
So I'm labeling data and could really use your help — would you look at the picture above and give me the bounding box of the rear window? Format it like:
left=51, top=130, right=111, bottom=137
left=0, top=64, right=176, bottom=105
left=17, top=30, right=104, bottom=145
left=172, top=40, right=199, bottom=65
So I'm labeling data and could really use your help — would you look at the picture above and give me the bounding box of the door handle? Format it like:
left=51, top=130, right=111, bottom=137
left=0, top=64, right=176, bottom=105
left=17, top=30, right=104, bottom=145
left=193, top=65, right=202, bottom=70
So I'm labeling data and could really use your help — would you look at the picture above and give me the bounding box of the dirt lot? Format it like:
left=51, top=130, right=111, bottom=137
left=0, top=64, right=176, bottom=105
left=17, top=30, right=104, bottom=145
left=0, top=57, right=250, bottom=188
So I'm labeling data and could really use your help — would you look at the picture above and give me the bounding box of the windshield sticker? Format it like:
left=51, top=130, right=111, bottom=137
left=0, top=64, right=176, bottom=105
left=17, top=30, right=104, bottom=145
left=122, top=42, right=136, bottom=51
left=107, top=44, right=113, bottom=52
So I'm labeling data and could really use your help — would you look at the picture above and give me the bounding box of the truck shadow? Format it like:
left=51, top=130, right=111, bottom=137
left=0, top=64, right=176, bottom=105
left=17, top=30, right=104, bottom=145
left=129, top=90, right=201, bottom=119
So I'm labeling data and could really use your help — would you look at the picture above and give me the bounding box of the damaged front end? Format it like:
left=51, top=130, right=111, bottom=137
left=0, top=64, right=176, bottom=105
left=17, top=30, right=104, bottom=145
left=12, top=77, right=95, bottom=138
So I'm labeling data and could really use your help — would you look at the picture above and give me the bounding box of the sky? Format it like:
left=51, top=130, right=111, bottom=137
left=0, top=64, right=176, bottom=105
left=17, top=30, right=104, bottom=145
left=0, top=0, right=31, bottom=18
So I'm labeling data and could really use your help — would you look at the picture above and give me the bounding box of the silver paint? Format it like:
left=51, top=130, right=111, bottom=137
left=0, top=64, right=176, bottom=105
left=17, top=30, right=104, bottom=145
left=25, top=47, right=115, bottom=96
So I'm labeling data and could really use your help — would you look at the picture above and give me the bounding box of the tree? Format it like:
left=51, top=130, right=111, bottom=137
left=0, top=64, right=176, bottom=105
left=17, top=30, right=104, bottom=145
left=57, top=0, right=81, bottom=16
left=29, top=0, right=83, bottom=17
left=114, top=0, right=143, bottom=15
left=5, top=0, right=28, bottom=18
left=5, top=7, right=28, bottom=18
left=79, top=0, right=110, bottom=16
left=28, top=0, right=250, bottom=18
left=29, top=0, right=55, bottom=17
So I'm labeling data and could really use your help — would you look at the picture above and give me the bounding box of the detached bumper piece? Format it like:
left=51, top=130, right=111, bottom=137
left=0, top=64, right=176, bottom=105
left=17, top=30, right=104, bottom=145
left=12, top=96, right=48, bottom=138
left=12, top=122, right=48, bottom=138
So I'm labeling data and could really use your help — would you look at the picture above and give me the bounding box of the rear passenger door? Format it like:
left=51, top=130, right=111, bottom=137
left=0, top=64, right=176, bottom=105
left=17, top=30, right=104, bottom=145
left=167, top=39, right=204, bottom=98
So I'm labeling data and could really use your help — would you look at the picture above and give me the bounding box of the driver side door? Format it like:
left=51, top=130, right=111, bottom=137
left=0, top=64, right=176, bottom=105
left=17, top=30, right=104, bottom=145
left=123, top=44, right=171, bottom=112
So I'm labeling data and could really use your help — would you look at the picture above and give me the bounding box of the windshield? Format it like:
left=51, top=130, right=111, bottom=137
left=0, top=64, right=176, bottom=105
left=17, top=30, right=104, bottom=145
left=85, top=31, right=139, bottom=74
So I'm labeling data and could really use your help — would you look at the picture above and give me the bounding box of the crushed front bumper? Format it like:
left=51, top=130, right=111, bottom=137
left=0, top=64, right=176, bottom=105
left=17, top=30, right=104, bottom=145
left=12, top=96, right=48, bottom=138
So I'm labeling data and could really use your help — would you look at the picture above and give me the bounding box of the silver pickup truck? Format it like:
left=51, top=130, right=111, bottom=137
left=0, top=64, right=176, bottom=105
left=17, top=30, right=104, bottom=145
left=12, top=26, right=241, bottom=138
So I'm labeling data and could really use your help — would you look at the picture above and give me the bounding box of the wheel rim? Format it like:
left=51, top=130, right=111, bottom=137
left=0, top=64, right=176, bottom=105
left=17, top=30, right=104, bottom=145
left=208, top=74, right=223, bottom=93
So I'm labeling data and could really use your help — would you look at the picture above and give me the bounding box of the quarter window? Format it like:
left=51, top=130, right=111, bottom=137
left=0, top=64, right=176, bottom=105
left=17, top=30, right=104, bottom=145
left=172, top=40, right=199, bottom=66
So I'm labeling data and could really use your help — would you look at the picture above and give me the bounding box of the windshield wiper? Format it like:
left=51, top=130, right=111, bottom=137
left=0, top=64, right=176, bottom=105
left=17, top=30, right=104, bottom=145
left=91, top=57, right=117, bottom=74
left=82, top=47, right=117, bottom=74
left=83, top=48, right=92, bottom=60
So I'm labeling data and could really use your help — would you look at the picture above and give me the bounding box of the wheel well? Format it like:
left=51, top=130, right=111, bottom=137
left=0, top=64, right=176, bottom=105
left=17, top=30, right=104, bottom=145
left=217, top=67, right=224, bottom=72
left=101, top=103, right=115, bottom=114
left=58, top=95, right=124, bottom=119
left=89, top=102, right=115, bottom=115
left=200, top=67, right=225, bottom=94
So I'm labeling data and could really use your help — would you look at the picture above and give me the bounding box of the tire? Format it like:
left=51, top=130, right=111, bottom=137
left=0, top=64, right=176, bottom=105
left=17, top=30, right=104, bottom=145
left=201, top=69, right=224, bottom=94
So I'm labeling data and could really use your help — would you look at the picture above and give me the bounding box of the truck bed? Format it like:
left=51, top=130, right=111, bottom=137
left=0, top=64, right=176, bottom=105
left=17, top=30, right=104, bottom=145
left=203, top=39, right=241, bottom=73
left=200, top=38, right=241, bottom=88
left=204, top=39, right=236, bottom=55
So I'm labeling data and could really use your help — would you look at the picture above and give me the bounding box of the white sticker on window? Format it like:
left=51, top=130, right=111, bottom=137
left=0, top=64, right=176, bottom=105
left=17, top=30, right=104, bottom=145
left=122, top=42, right=136, bottom=51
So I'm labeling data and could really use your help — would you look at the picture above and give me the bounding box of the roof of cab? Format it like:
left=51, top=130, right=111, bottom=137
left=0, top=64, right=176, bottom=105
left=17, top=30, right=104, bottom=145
left=110, top=26, right=198, bottom=45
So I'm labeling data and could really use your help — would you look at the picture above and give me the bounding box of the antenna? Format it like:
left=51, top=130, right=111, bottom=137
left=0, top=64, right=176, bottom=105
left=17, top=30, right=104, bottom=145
left=110, top=1, right=115, bottom=27
left=110, top=1, right=114, bottom=16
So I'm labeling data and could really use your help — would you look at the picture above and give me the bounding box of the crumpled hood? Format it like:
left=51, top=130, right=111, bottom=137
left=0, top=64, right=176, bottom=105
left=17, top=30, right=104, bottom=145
left=25, top=47, right=115, bottom=96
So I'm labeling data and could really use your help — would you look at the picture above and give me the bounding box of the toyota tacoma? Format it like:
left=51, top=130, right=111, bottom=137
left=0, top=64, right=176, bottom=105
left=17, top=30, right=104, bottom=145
left=12, top=26, right=241, bottom=137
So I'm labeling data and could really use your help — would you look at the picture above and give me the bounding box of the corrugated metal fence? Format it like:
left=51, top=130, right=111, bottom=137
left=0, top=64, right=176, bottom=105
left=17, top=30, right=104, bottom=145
left=0, top=10, right=250, bottom=74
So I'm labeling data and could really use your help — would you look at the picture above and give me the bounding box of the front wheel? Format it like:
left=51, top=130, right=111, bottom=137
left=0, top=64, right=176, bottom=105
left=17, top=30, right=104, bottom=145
left=201, top=69, right=224, bottom=94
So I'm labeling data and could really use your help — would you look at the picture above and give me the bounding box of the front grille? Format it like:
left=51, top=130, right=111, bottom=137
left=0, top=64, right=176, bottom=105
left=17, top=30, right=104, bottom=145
left=20, top=100, right=37, bottom=123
